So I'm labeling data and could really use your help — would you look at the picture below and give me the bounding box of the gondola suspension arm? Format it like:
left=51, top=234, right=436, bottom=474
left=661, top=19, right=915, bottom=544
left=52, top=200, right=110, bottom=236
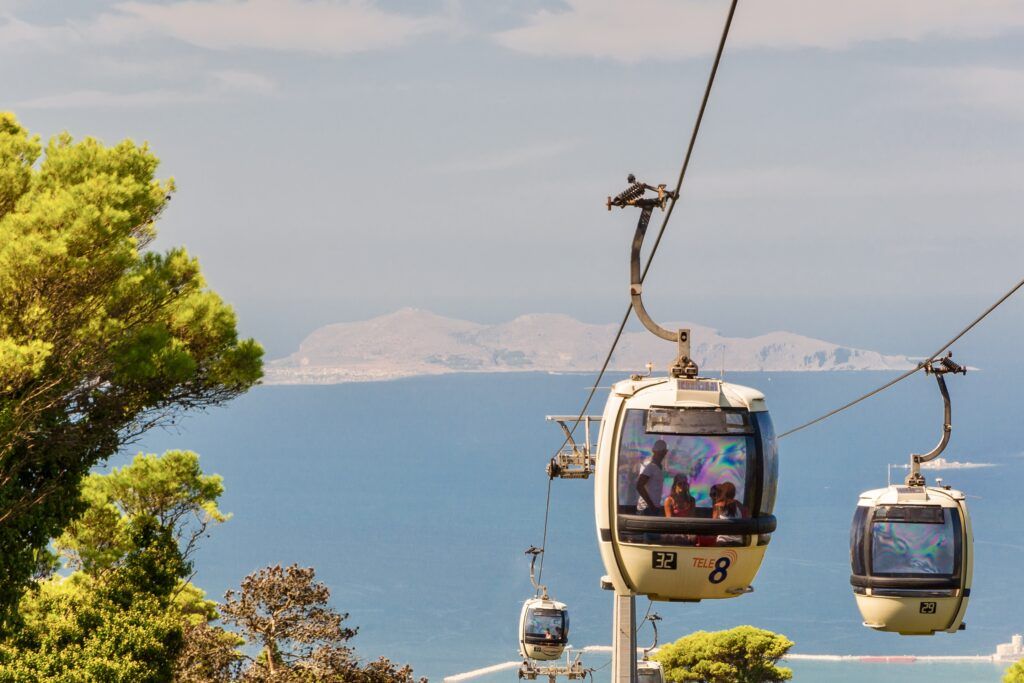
left=525, top=546, right=549, bottom=599
left=906, top=353, right=967, bottom=486
left=608, top=175, right=697, bottom=379
left=641, top=613, right=661, bottom=659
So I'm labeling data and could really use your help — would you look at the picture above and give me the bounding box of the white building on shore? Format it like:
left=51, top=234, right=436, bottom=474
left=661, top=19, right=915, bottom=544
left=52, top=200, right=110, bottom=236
left=996, top=634, right=1024, bottom=663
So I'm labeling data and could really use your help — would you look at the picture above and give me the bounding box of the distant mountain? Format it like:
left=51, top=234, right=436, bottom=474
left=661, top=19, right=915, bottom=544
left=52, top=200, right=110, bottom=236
left=263, top=309, right=914, bottom=384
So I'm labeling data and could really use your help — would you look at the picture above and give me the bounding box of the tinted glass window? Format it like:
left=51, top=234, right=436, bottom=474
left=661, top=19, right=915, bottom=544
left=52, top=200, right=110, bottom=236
left=871, top=508, right=956, bottom=576
left=755, top=412, right=778, bottom=515
left=849, top=506, right=868, bottom=576
left=524, top=608, right=566, bottom=643
left=617, top=409, right=753, bottom=546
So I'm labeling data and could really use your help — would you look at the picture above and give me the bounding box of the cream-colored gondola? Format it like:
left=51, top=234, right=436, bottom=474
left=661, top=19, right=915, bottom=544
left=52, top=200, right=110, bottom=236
left=637, top=614, right=666, bottom=683
left=850, top=355, right=972, bottom=635
left=596, top=178, right=779, bottom=602
left=637, top=659, right=665, bottom=683
left=519, top=547, right=570, bottom=661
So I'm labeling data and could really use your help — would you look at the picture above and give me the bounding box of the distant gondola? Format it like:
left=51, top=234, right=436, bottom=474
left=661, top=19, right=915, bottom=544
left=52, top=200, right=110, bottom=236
left=850, top=354, right=973, bottom=635
left=519, top=547, right=571, bottom=661
left=518, top=595, right=570, bottom=661
left=637, top=659, right=665, bottom=683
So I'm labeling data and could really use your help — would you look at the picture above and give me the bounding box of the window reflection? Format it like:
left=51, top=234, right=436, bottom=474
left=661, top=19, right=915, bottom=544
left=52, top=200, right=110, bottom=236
left=850, top=507, right=868, bottom=576
left=871, top=510, right=956, bottom=576
left=756, top=412, right=778, bottom=515
left=616, top=409, right=753, bottom=546
left=524, top=609, right=567, bottom=644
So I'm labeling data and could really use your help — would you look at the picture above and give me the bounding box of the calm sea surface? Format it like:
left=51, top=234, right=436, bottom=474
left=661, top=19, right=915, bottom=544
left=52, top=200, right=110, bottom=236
left=123, top=370, right=1024, bottom=682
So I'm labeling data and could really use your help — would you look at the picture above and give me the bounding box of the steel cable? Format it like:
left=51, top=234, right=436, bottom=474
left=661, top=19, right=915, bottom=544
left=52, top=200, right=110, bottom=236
left=777, top=274, right=1024, bottom=439
left=536, top=476, right=554, bottom=583
left=535, top=0, right=742, bottom=573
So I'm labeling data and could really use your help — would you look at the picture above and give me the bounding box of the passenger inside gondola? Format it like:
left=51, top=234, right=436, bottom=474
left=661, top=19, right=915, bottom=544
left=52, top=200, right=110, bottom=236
left=525, top=610, right=566, bottom=644
left=714, top=481, right=746, bottom=546
left=616, top=408, right=757, bottom=545
left=635, top=440, right=667, bottom=517
left=665, top=474, right=697, bottom=545
left=664, top=474, right=695, bottom=518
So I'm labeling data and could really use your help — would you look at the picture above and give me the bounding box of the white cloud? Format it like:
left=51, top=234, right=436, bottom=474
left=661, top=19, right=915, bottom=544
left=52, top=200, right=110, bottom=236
left=87, top=55, right=208, bottom=79
left=904, top=66, right=1024, bottom=116
left=0, top=1, right=447, bottom=56
left=15, top=88, right=207, bottom=109
left=495, top=0, right=1024, bottom=62
left=210, top=69, right=277, bottom=95
left=0, top=15, right=77, bottom=51
left=431, top=139, right=580, bottom=173
left=114, top=0, right=446, bottom=54
left=16, top=70, right=278, bottom=109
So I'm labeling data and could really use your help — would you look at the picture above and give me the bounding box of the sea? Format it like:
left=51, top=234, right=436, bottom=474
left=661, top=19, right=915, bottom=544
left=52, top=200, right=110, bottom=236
left=120, top=369, right=1024, bottom=682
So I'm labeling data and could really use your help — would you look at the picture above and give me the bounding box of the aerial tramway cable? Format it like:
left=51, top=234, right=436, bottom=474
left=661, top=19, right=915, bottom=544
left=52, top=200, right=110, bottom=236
left=777, top=273, right=1024, bottom=440
left=535, top=0, right=742, bottom=578
left=534, top=0, right=1023, bottom=589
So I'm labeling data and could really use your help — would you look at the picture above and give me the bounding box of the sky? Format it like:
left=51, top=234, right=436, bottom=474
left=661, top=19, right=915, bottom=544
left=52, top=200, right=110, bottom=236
left=2, top=0, right=1022, bottom=360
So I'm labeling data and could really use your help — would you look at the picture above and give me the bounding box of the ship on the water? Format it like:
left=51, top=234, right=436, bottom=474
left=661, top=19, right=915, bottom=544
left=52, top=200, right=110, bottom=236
left=921, top=457, right=996, bottom=470
left=891, top=457, right=996, bottom=471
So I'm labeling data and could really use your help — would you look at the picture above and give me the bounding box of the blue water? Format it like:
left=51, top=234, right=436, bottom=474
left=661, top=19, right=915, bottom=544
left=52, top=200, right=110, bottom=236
left=121, top=370, right=1024, bottom=682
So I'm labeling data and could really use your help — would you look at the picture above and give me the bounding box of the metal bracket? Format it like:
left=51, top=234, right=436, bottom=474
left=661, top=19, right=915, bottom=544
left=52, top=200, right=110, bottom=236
left=518, top=656, right=589, bottom=682
left=669, top=329, right=699, bottom=379
left=606, top=173, right=674, bottom=212
left=545, top=415, right=601, bottom=479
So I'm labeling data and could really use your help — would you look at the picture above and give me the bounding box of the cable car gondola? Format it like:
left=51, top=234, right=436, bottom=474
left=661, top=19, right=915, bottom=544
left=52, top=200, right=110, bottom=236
left=519, top=547, right=571, bottom=661
left=596, top=178, right=779, bottom=602
left=519, top=596, right=570, bottom=661
left=637, top=613, right=666, bottom=683
left=637, top=659, right=665, bottom=683
left=850, top=355, right=972, bottom=635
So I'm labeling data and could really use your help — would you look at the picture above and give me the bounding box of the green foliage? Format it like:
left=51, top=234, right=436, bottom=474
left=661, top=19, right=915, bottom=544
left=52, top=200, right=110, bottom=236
left=0, top=447, right=422, bottom=682
left=653, top=626, right=794, bottom=683
left=0, top=113, right=262, bottom=618
left=1004, top=660, right=1024, bottom=683
left=0, top=582, right=184, bottom=683
left=0, top=449, right=229, bottom=681
left=0, top=521, right=188, bottom=682
left=56, top=450, right=229, bottom=575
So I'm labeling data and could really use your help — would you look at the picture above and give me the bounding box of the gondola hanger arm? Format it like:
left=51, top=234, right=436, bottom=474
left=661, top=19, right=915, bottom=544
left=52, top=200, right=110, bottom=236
left=608, top=175, right=698, bottom=379
left=906, top=352, right=967, bottom=486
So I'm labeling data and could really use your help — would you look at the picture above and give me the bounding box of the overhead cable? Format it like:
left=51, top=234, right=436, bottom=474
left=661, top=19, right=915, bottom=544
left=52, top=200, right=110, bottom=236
left=536, top=0, right=742, bottom=570
left=553, top=0, right=741, bottom=456
left=778, top=274, right=1024, bottom=440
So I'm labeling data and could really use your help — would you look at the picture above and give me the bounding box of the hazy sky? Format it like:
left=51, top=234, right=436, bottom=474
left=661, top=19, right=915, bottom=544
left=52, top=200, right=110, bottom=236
left=3, top=0, right=1022, bottom=360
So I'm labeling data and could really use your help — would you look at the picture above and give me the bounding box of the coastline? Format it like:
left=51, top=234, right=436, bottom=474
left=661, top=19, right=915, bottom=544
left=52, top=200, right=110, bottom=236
left=261, top=366, right=912, bottom=386
left=787, top=653, right=1004, bottom=663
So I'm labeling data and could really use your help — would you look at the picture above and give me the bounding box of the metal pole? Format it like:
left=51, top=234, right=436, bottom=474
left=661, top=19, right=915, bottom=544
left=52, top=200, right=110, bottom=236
left=612, top=591, right=637, bottom=683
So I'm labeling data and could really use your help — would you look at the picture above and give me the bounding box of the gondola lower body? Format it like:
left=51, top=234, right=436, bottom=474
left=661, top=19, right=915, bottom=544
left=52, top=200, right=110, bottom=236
left=601, top=515, right=776, bottom=601
left=852, top=577, right=969, bottom=635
